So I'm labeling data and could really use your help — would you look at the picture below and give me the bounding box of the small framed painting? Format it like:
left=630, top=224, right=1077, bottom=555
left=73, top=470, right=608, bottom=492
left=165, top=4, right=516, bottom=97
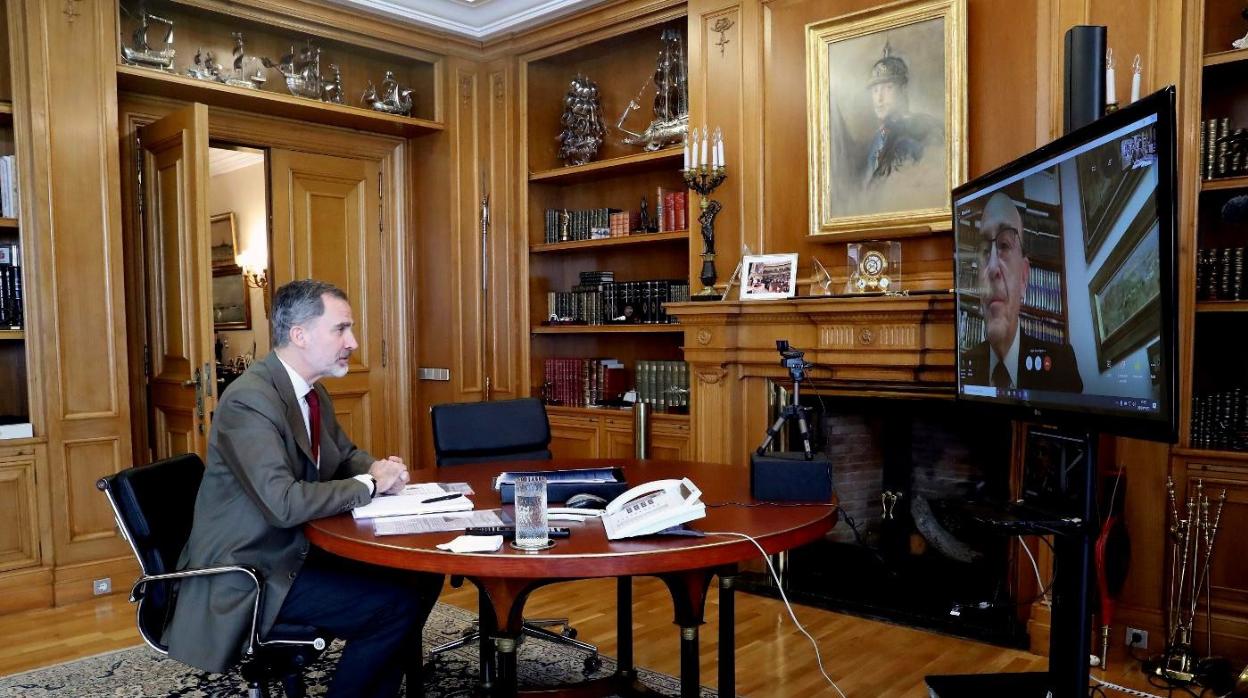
left=741, top=253, right=799, bottom=301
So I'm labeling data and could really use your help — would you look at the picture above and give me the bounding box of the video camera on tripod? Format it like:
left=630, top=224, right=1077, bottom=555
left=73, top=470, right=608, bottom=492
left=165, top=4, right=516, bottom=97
left=750, top=340, right=833, bottom=502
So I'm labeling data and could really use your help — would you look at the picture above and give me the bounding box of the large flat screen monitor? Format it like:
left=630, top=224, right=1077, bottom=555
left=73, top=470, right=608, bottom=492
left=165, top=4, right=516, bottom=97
left=953, top=87, right=1177, bottom=442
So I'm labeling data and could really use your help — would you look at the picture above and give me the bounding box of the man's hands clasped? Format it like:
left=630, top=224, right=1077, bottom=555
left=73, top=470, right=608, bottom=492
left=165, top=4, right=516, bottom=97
left=368, top=455, right=409, bottom=495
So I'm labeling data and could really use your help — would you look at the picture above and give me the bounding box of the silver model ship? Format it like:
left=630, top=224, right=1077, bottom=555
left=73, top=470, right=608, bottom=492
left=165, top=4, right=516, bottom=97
left=616, top=28, right=688, bottom=151
left=185, top=34, right=266, bottom=89
left=362, top=71, right=413, bottom=116
left=263, top=40, right=324, bottom=100
left=120, top=2, right=175, bottom=71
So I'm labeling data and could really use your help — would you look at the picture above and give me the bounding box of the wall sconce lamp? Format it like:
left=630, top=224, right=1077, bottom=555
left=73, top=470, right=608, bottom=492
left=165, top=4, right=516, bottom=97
left=242, top=265, right=268, bottom=289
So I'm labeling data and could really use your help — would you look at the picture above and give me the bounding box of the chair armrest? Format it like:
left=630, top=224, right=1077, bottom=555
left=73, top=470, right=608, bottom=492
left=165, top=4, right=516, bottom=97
left=130, top=565, right=270, bottom=656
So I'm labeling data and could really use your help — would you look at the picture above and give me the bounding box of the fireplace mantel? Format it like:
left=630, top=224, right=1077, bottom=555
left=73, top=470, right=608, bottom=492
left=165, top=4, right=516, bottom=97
left=666, top=293, right=957, bottom=465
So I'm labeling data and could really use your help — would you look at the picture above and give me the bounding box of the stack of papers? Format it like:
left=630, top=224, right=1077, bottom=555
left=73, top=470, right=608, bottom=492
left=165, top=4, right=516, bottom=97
left=352, top=483, right=474, bottom=520
left=374, top=510, right=504, bottom=536
left=493, top=467, right=622, bottom=489
left=436, top=535, right=504, bottom=553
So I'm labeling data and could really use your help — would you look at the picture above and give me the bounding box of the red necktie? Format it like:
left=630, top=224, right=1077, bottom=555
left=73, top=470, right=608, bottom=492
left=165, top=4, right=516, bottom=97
left=305, top=388, right=321, bottom=463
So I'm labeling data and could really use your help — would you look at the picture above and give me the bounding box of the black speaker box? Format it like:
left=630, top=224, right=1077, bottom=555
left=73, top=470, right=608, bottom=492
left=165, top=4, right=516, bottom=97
left=750, top=451, right=833, bottom=503
left=1063, top=25, right=1106, bottom=133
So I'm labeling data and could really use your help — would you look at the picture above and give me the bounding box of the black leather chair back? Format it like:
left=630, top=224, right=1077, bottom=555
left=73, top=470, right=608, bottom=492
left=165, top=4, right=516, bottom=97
left=431, top=398, right=553, bottom=466
left=98, top=453, right=204, bottom=648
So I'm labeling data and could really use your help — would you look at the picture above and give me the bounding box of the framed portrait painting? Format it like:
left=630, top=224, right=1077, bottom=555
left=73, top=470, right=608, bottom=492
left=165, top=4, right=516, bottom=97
left=1088, top=198, right=1160, bottom=371
left=806, top=0, right=966, bottom=239
left=741, top=254, right=799, bottom=301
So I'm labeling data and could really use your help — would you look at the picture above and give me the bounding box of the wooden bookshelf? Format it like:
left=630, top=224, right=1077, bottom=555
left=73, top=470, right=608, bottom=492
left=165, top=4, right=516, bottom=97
left=0, top=329, right=23, bottom=341
left=116, top=66, right=443, bottom=138
left=1172, top=447, right=1248, bottom=463
left=1201, top=175, right=1248, bottom=192
left=546, top=404, right=690, bottom=422
left=1204, top=48, right=1248, bottom=68
left=531, top=230, right=689, bottom=254
left=0, top=218, right=17, bottom=229
left=0, top=101, right=11, bottom=122
left=531, top=324, right=684, bottom=335
left=529, top=148, right=683, bottom=184
left=1195, top=300, right=1248, bottom=313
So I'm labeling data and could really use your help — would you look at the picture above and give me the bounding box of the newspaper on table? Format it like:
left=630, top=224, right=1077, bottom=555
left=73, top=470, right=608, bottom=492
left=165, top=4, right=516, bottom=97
left=373, top=509, right=505, bottom=536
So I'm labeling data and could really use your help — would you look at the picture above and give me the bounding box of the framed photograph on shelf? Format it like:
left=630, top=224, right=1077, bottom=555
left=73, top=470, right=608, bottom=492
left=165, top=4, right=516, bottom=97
left=741, top=253, right=799, bottom=301
left=1088, top=198, right=1160, bottom=371
left=806, top=0, right=966, bottom=239
left=210, top=211, right=239, bottom=269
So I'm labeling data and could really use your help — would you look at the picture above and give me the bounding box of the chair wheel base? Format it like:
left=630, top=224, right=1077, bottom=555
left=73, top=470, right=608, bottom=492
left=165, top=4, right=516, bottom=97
left=583, top=654, right=602, bottom=674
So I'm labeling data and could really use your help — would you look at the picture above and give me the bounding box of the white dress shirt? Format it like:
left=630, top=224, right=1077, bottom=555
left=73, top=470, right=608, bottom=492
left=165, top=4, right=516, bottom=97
left=275, top=353, right=374, bottom=497
left=988, top=326, right=1021, bottom=389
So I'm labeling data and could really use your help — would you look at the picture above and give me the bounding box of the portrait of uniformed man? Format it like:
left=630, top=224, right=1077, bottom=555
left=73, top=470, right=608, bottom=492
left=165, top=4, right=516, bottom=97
left=823, top=20, right=950, bottom=218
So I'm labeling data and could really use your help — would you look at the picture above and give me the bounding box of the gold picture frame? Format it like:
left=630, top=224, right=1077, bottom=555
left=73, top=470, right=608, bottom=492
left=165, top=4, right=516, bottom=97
left=210, top=211, right=239, bottom=270
left=806, top=0, right=966, bottom=240
left=1088, top=198, right=1160, bottom=372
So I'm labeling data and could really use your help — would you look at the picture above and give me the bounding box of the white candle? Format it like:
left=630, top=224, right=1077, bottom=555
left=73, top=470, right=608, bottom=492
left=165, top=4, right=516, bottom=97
left=700, top=126, right=709, bottom=166
left=714, top=127, right=725, bottom=168
left=717, top=140, right=725, bottom=168
left=1106, top=65, right=1116, bottom=104
left=1131, top=55, right=1142, bottom=103
left=683, top=139, right=690, bottom=170
left=690, top=128, right=699, bottom=170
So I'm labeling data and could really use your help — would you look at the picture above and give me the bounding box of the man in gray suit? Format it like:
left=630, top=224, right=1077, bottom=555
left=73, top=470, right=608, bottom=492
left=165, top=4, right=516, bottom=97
left=165, top=279, right=441, bottom=697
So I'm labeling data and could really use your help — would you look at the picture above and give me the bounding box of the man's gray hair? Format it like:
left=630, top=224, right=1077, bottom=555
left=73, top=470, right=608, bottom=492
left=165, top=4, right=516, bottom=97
left=271, top=279, right=348, bottom=348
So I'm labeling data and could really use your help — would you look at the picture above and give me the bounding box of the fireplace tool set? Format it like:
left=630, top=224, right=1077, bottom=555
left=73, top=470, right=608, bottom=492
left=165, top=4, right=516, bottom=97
left=1159, top=476, right=1228, bottom=686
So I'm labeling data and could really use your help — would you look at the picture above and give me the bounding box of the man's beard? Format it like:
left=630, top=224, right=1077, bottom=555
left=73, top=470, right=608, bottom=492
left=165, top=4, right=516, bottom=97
left=328, top=359, right=350, bottom=378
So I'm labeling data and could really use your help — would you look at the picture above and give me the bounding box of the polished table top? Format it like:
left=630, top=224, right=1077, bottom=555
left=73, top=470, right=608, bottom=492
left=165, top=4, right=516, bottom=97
left=306, top=458, right=837, bottom=579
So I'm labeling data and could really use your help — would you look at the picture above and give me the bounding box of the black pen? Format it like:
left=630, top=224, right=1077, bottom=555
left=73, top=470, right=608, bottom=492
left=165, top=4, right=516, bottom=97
left=420, top=493, right=463, bottom=504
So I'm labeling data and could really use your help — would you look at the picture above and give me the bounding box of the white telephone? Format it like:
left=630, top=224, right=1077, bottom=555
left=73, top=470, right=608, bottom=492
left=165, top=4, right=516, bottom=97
left=602, top=478, right=706, bottom=540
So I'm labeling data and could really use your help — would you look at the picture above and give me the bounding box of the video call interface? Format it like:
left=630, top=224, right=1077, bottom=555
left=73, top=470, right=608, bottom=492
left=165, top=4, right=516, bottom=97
left=954, top=113, right=1165, bottom=417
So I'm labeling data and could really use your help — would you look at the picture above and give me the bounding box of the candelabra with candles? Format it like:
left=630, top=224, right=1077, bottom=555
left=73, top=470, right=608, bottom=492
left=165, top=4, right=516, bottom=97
left=683, top=126, right=727, bottom=300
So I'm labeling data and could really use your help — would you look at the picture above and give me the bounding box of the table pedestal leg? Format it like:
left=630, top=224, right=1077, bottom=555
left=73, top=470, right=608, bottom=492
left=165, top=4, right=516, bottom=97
left=719, top=570, right=736, bottom=697
left=478, top=588, right=497, bottom=692
left=493, top=636, right=518, bottom=696
left=617, top=576, right=634, bottom=678
left=659, top=569, right=715, bottom=698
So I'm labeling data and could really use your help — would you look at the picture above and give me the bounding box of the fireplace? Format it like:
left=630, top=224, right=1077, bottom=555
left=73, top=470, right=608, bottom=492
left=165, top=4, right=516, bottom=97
left=740, top=382, right=1029, bottom=646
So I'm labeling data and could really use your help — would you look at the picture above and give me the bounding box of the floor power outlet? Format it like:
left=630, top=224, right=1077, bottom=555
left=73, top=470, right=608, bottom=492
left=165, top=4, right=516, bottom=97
left=1126, top=627, right=1148, bottom=650
left=92, top=577, right=112, bottom=596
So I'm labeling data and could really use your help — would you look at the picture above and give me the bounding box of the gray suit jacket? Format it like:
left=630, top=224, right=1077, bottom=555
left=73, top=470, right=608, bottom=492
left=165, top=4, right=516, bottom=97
left=165, top=352, right=374, bottom=673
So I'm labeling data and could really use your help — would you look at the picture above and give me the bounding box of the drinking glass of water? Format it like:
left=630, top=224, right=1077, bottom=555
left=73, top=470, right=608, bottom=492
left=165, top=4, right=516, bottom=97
left=512, top=475, right=550, bottom=550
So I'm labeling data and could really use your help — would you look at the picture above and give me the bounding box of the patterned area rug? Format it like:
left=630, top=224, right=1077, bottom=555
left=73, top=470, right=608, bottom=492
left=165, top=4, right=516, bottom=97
left=0, top=603, right=716, bottom=697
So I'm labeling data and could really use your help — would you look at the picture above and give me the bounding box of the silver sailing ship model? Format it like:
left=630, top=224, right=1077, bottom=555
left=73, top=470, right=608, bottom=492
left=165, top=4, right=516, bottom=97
left=362, top=71, right=414, bottom=116
left=120, top=1, right=176, bottom=71
left=616, top=28, right=688, bottom=151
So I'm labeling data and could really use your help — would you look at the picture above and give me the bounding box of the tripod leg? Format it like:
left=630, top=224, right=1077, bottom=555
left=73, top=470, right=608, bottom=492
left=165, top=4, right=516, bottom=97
left=796, top=414, right=814, bottom=460
left=755, top=416, right=789, bottom=455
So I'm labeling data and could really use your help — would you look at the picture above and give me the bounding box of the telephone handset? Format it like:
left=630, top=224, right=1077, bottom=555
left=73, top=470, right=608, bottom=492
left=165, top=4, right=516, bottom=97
left=602, top=478, right=706, bottom=540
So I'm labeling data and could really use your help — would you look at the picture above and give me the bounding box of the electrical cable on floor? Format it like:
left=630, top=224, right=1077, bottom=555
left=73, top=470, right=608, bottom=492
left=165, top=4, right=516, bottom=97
left=1091, top=676, right=1167, bottom=697
left=1018, top=534, right=1048, bottom=603
left=706, top=530, right=848, bottom=698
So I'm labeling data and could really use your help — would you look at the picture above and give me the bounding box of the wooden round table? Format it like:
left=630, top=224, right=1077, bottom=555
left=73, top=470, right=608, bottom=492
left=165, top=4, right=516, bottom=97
left=306, top=458, right=836, bottom=697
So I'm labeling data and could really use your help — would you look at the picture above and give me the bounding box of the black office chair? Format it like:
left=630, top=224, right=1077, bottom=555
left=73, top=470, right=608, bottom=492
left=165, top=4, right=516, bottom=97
left=429, top=398, right=601, bottom=673
left=97, top=454, right=327, bottom=698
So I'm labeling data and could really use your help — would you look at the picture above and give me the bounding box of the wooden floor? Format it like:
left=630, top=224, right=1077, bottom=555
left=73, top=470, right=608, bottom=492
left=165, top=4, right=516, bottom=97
left=0, top=576, right=1162, bottom=696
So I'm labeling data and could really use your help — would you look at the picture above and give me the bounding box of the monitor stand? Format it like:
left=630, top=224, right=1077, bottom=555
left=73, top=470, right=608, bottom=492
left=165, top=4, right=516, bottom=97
left=927, top=427, right=1096, bottom=698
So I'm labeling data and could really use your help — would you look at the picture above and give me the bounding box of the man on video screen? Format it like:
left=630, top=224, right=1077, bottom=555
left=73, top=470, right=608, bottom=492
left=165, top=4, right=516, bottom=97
left=964, top=191, right=1084, bottom=393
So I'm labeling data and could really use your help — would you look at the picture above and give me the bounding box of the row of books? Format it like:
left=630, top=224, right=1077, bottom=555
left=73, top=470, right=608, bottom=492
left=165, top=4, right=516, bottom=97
left=542, top=358, right=628, bottom=407
left=540, top=358, right=689, bottom=411
left=1200, top=117, right=1246, bottom=181
left=546, top=278, right=690, bottom=325
left=0, top=243, right=23, bottom=329
left=1023, top=267, right=1064, bottom=315
left=1196, top=247, right=1245, bottom=301
left=0, top=156, right=18, bottom=219
left=540, top=189, right=690, bottom=244
left=1191, top=389, right=1248, bottom=452
left=635, top=360, right=689, bottom=411
left=543, top=208, right=623, bottom=243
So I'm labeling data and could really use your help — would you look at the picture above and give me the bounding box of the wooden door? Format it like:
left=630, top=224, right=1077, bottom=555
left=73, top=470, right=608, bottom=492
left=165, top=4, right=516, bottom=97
left=270, top=150, right=387, bottom=456
left=141, top=105, right=214, bottom=459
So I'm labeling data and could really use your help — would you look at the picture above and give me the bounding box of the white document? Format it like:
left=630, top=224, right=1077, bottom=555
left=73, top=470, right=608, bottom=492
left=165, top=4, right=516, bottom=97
left=352, top=489, right=474, bottom=519
left=373, top=510, right=505, bottom=536
left=436, top=535, right=504, bottom=553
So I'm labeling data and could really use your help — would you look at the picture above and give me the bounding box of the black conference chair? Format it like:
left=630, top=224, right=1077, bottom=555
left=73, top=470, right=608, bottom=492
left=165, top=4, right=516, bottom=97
left=429, top=398, right=601, bottom=673
left=97, top=454, right=327, bottom=698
